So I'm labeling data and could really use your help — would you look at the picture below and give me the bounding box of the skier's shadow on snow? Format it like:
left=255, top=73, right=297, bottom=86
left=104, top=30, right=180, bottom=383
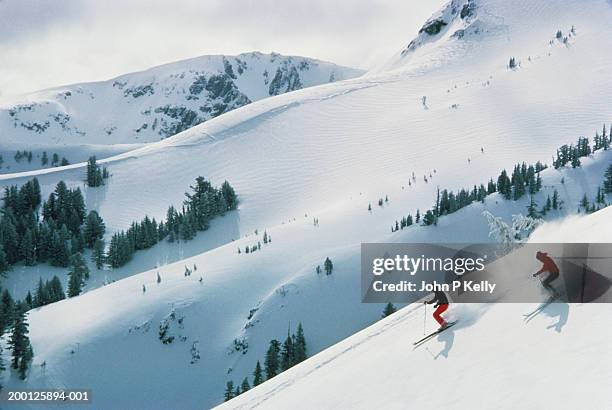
left=541, top=302, right=569, bottom=333
left=434, top=329, right=455, bottom=359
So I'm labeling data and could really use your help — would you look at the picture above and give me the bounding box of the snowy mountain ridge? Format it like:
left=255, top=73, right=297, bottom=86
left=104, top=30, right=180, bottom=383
left=0, top=52, right=363, bottom=150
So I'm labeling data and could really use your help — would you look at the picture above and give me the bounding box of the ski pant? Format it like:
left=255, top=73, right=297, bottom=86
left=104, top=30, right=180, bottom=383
left=433, top=304, right=448, bottom=326
left=542, top=271, right=559, bottom=293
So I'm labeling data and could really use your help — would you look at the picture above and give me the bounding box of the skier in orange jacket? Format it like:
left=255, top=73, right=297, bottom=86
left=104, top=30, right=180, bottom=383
left=533, top=251, right=560, bottom=297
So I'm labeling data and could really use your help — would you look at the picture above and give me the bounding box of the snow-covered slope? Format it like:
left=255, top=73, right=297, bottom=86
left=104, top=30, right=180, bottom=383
left=0, top=52, right=363, bottom=170
left=220, top=206, right=612, bottom=409
left=1, top=0, right=612, bottom=408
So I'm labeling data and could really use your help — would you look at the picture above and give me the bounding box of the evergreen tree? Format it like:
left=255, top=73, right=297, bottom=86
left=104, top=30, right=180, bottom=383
left=24, top=291, right=33, bottom=309
left=552, top=189, right=560, bottom=210
left=527, top=196, right=538, bottom=218
left=83, top=211, right=106, bottom=247
left=241, top=377, right=250, bottom=393
left=280, top=332, right=295, bottom=371
left=0, top=245, right=10, bottom=275
left=8, top=309, right=33, bottom=380
left=35, top=278, right=48, bottom=307
left=50, top=229, right=70, bottom=267
left=382, top=302, right=397, bottom=318
left=422, top=209, right=436, bottom=226
left=41, top=151, right=48, bottom=166
left=293, top=323, right=307, bottom=364
left=224, top=381, right=235, bottom=401
left=0, top=214, right=19, bottom=264
left=0, top=289, right=15, bottom=333
left=86, top=156, right=105, bottom=187
left=20, top=232, right=38, bottom=266
left=497, top=170, right=512, bottom=199
left=92, top=238, right=105, bottom=269
left=253, top=360, right=263, bottom=386
left=0, top=344, right=4, bottom=389
left=67, top=252, right=89, bottom=297
left=604, top=165, right=612, bottom=194
left=264, top=339, right=281, bottom=379
left=221, top=180, right=238, bottom=210
left=47, top=276, right=65, bottom=303
left=324, top=257, right=333, bottom=275
left=580, top=194, right=589, bottom=211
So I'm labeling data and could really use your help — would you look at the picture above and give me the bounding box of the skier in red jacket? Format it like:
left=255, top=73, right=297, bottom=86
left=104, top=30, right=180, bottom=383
left=533, top=251, right=560, bottom=297
left=425, top=290, right=449, bottom=330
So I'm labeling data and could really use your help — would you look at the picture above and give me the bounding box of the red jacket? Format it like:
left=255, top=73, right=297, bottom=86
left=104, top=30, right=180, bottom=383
left=536, top=252, right=559, bottom=274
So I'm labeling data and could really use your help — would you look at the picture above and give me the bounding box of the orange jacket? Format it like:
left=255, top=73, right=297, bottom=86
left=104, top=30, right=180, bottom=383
left=536, top=252, right=559, bottom=274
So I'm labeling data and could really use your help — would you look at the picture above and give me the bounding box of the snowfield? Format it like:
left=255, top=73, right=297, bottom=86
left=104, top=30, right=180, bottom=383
left=0, top=52, right=363, bottom=172
left=221, top=207, right=612, bottom=410
left=1, top=0, right=612, bottom=408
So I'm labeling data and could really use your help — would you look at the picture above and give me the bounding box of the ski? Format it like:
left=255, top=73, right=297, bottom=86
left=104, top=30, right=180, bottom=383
left=523, top=296, right=556, bottom=323
left=413, top=321, right=457, bottom=348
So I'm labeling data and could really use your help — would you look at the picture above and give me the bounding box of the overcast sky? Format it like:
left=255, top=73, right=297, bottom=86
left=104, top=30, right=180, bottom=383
left=0, top=0, right=444, bottom=100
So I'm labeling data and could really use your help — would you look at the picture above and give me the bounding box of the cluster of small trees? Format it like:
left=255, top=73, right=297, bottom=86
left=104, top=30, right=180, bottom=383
left=24, top=276, right=65, bottom=309
left=553, top=136, right=592, bottom=168
left=86, top=156, right=109, bottom=187
left=0, top=179, right=104, bottom=297
left=0, top=179, right=99, bottom=272
left=106, top=177, right=237, bottom=268
left=0, top=289, right=33, bottom=381
left=553, top=129, right=610, bottom=169
left=14, top=150, right=33, bottom=163
left=368, top=196, right=389, bottom=211
left=238, top=231, right=272, bottom=255
left=391, top=125, right=612, bottom=232
left=392, top=214, right=414, bottom=232
left=41, top=151, right=68, bottom=167
left=536, top=189, right=562, bottom=217
left=10, top=151, right=68, bottom=167
left=315, top=257, right=334, bottom=275
left=578, top=164, right=612, bottom=214
left=224, top=323, right=307, bottom=402
left=423, top=161, right=545, bottom=225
